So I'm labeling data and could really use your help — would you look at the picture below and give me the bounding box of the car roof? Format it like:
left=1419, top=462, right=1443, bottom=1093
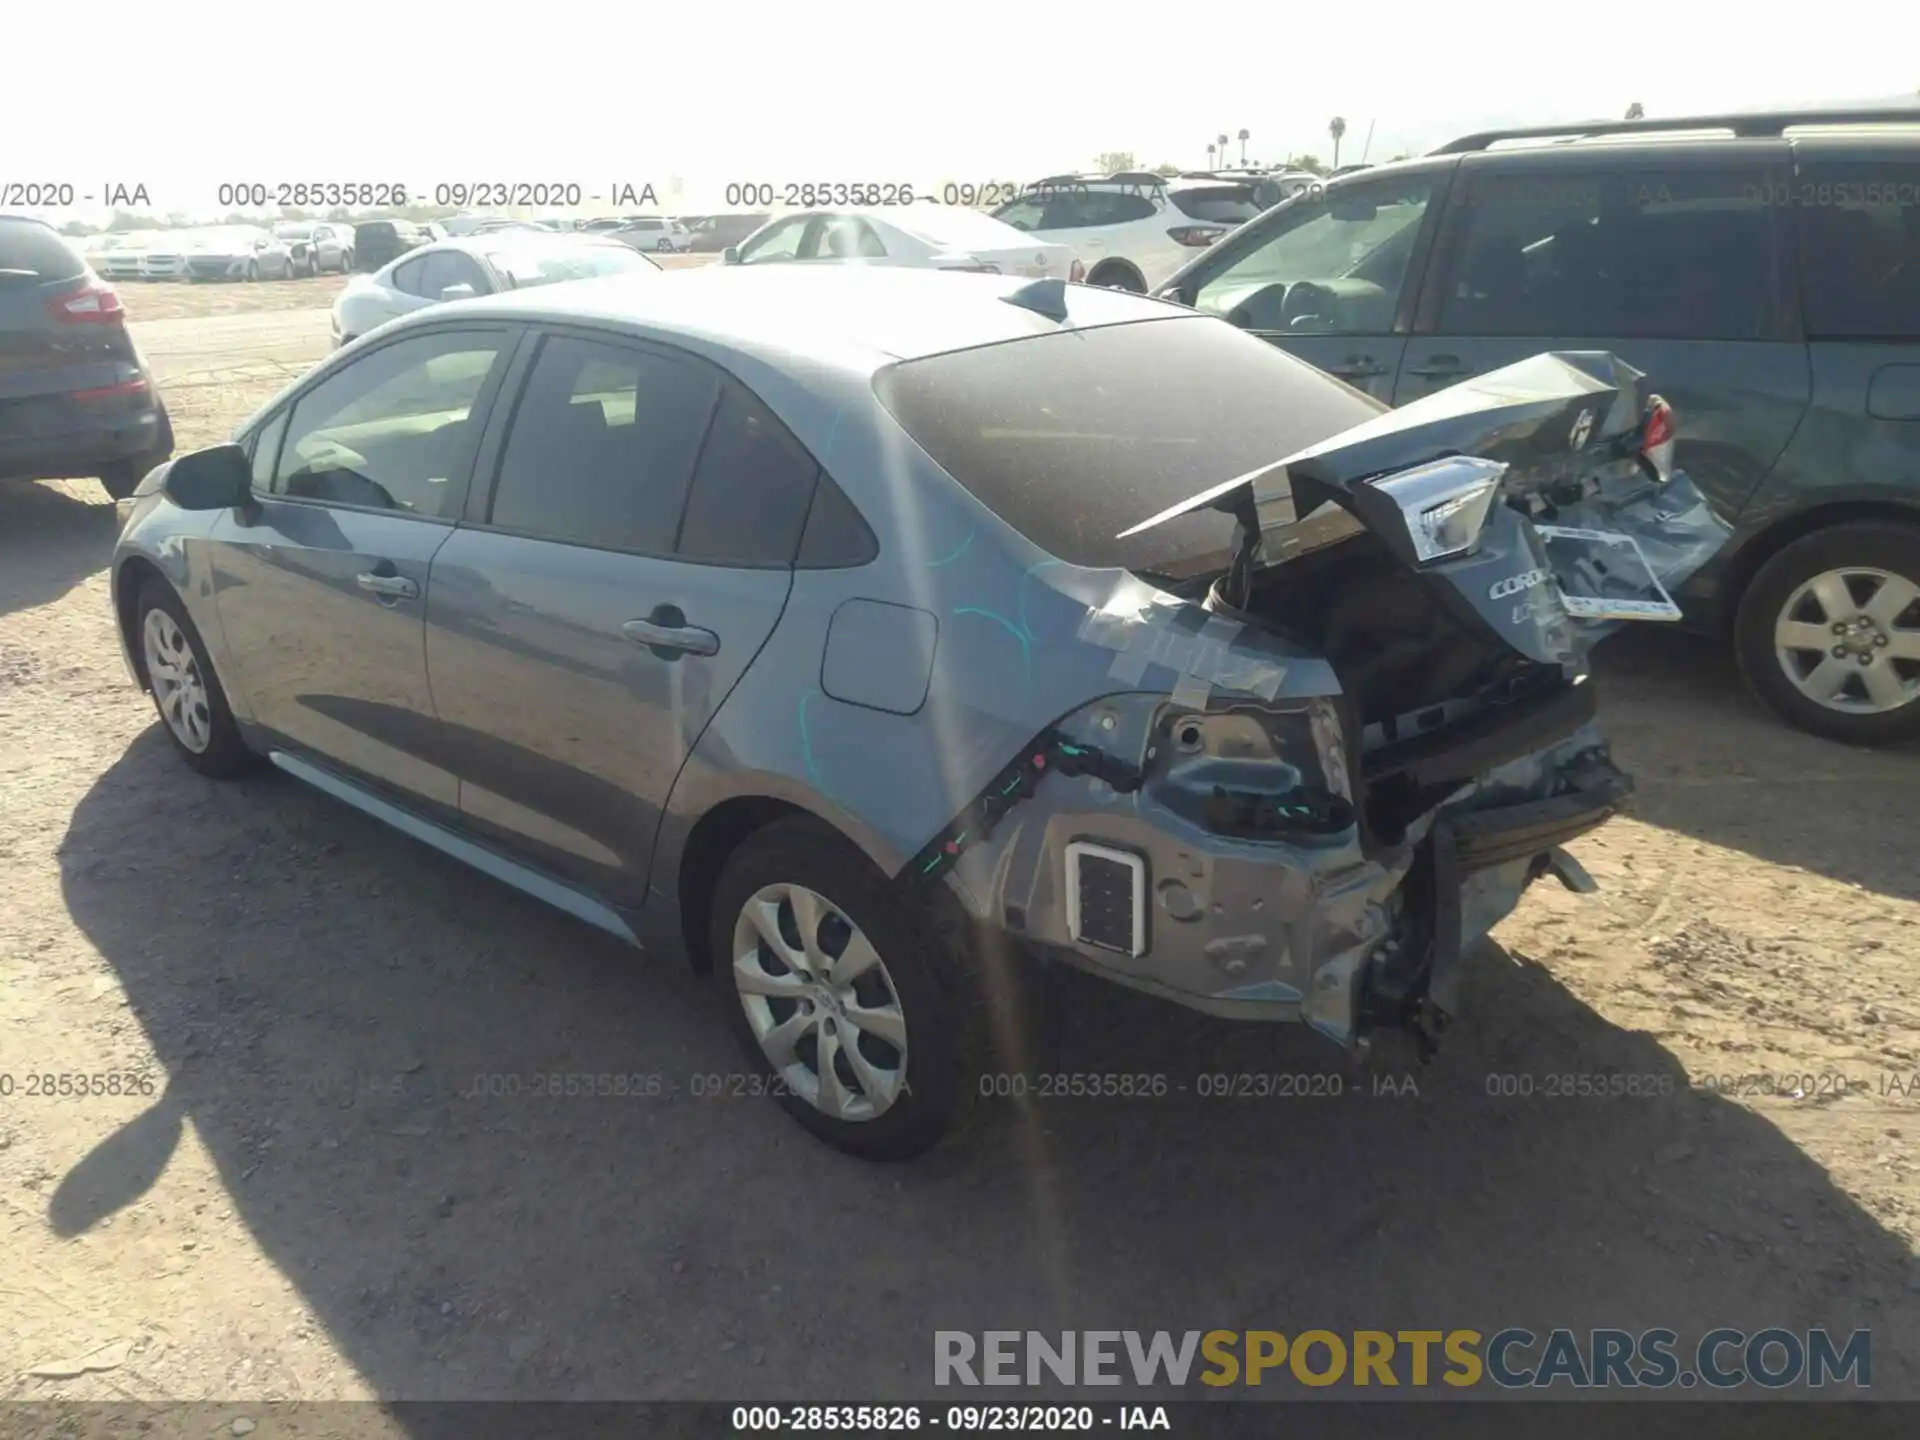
left=409, top=232, right=637, bottom=259
left=427, top=265, right=1191, bottom=374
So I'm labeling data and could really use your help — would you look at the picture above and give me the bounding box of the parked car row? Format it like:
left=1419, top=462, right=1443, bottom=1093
left=84, top=225, right=301, bottom=282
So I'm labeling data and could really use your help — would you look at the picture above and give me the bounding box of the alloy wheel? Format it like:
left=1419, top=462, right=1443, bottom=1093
left=143, top=608, right=213, bottom=752
left=731, top=882, right=909, bottom=1122
left=1773, top=566, right=1920, bottom=715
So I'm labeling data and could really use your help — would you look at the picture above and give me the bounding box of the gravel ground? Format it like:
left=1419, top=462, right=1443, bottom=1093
left=2, top=284, right=1917, bottom=1406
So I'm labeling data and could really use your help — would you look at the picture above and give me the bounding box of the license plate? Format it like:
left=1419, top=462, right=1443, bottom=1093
left=1534, top=524, right=1683, bottom=623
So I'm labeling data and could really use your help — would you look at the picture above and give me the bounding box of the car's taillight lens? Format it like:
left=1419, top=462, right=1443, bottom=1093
left=1640, top=395, right=1676, bottom=482
left=70, top=376, right=149, bottom=401
left=1069, top=258, right=1086, bottom=282
left=48, top=279, right=125, bottom=324
left=1167, top=227, right=1221, bottom=247
left=944, top=262, right=1000, bottom=274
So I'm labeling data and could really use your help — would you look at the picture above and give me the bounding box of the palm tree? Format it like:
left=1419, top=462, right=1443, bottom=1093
left=1237, top=128, right=1250, bottom=164
left=1206, top=142, right=1217, bottom=168
left=1625, top=101, right=1645, bottom=120
left=1328, top=116, right=1348, bottom=168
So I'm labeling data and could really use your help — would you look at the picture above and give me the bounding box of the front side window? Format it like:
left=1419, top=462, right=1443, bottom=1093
left=487, top=335, right=720, bottom=552
left=1192, top=179, right=1435, bottom=335
left=271, top=330, right=506, bottom=517
left=737, top=216, right=809, bottom=264
left=1436, top=165, right=1780, bottom=339
left=1796, top=161, right=1920, bottom=340
left=390, top=256, right=429, bottom=296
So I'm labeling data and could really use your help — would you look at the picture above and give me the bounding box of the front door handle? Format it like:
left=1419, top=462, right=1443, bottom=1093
left=356, top=570, right=419, bottom=600
left=1327, top=355, right=1390, bottom=380
left=624, top=605, right=719, bottom=658
left=1406, top=354, right=1469, bottom=380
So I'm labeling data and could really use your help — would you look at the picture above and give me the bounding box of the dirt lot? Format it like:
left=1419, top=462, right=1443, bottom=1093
left=1, top=282, right=1917, bottom=1409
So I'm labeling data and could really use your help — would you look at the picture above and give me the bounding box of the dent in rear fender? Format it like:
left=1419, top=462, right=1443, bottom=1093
left=651, top=477, right=1342, bottom=910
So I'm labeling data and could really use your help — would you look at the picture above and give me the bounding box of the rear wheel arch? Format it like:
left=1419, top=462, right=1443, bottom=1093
left=1720, top=498, right=1920, bottom=630
left=676, top=796, right=810, bottom=971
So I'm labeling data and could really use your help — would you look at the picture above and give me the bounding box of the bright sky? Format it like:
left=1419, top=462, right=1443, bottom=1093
left=6, top=0, right=1917, bottom=222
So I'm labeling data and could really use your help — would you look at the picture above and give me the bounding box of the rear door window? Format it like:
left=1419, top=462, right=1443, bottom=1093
left=1170, top=185, right=1262, bottom=225
left=1437, top=165, right=1785, bottom=339
left=1795, top=160, right=1920, bottom=339
left=486, top=334, right=721, bottom=553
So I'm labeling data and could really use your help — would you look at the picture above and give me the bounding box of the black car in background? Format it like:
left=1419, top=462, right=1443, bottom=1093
left=351, top=219, right=429, bottom=272
left=0, top=216, right=173, bottom=499
left=1157, top=105, right=1920, bottom=746
left=683, top=212, right=772, bottom=252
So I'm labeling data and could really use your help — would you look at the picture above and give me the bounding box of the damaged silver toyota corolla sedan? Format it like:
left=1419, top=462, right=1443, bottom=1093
left=108, top=267, right=1730, bottom=1159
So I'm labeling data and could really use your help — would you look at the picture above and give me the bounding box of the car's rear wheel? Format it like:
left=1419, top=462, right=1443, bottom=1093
left=1088, top=261, right=1145, bottom=292
left=244, top=260, right=259, bottom=282
left=134, top=577, right=261, bottom=778
left=1735, top=523, right=1920, bottom=746
left=709, top=818, right=964, bottom=1159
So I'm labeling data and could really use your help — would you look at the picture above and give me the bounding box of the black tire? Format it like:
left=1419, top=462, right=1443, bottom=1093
left=1088, top=262, right=1145, bottom=292
left=245, top=260, right=259, bottom=282
left=1734, top=522, right=1920, bottom=746
left=98, top=459, right=153, bottom=500
left=341, top=250, right=355, bottom=273
left=133, top=577, right=262, bottom=779
left=708, top=817, right=967, bottom=1159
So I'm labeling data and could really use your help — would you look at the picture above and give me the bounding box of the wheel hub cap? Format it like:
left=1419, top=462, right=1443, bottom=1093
left=731, top=883, right=909, bottom=1123
left=1774, top=566, right=1920, bottom=715
left=142, top=609, right=214, bottom=752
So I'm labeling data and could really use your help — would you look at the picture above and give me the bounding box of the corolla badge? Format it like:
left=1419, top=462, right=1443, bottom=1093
left=1489, top=568, right=1550, bottom=601
left=1569, top=407, right=1595, bottom=451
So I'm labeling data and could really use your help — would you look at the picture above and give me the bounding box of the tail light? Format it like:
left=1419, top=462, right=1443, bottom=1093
left=1167, top=226, right=1222, bottom=248
left=48, top=279, right=125, bottom=325
left=1069, top=258, right=1086, bottom=282
left=70, top=376, right=150, bottom=402
left=1640, top=395, right=1676, bottom=482
left=943, top=262, right=1000, bottom=274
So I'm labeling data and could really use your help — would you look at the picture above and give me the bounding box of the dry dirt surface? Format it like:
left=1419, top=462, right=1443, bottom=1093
left=1, top=297, right=1917, bottom=1413
left=118, top=276, right=350, bottom=326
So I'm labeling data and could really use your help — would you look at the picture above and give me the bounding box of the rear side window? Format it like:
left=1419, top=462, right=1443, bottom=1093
left=0, top=218, right=86, bottom=280
left=1796, top=161, right=1920, bottom=339
left=391, top=257, right=427, bottom=295
left=1051, top=191, right=1159, bottom=228
left=488, top=335, right=720, bottom=552
left=873, top=315, right=1381, bottom=574
left=1438, top=166, right=1783, bottom=339
left=1171, top=185, right=1262, bottom=225
left=676, top=385, right=820, bottom=566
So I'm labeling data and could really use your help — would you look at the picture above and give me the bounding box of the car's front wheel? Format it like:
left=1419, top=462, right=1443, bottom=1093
left=134, top=577, right=261, bottom=778
left=1736, top=522, right=1920, bottom=745
left=710, top=818, right=964, bottom=1159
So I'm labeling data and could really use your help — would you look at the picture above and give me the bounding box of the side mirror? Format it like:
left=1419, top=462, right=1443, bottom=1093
left=438, top=283, right=477, bottom=301
left=721, top=246, right=741, bottom=265
left=163, top=444, right=253, bottom=511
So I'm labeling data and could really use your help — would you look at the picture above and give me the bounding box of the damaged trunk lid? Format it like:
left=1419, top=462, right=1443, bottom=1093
left=1119, top=350, right=1733, bottom=669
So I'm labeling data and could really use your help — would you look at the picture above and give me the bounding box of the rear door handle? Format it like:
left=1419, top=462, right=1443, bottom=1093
left=623, top=609, right=719, bottom=658
left=1406, top=354, right=1469, bottom=380
left=356, top=570, right=419, bottom=600
left=1327, top=356, right=1390, bottom=379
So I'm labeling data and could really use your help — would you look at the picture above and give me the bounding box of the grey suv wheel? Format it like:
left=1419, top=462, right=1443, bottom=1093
left=1736, top=523, right=1920, bottom=746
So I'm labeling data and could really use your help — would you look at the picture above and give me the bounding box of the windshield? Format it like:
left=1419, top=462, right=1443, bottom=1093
left=872, top=314, right=1380, bottom=575
left=482, top=241, right=659, bottom=286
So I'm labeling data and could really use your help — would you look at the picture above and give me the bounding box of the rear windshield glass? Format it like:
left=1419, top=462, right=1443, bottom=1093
left=872, top=314, right=1380, bottom=574
left=0, top=219, right=86, bottom=281
left=1171, top=185, right=1263, bottom=225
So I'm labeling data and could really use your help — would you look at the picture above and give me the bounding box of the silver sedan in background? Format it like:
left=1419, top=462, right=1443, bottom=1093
left=329, top=232, right=661, bottom=345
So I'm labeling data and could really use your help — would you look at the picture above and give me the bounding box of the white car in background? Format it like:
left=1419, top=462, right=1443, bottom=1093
left=273, top=221, right=355, bottom=275
left=329, top=231, right=661, bottom=345
left=990, top=173, right=1269, bottom=291
left=606, top=216, right=694, bottom=252
left=722, top=205, right=1078, bottom=279
left=84, top=233, right=147, bottom=281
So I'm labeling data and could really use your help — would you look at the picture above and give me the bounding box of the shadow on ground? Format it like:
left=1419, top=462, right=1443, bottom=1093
left=1591, top=626, right=1920, bottom=903
left=0, top=480, right=119, bottom=620
left=52, top=721, right=1920, bottom=1405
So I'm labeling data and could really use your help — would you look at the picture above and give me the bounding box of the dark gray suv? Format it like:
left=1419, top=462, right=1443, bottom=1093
left=1158, top=105, right=1920, bottom=745
left=0, top=216, right=173, bottom=499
